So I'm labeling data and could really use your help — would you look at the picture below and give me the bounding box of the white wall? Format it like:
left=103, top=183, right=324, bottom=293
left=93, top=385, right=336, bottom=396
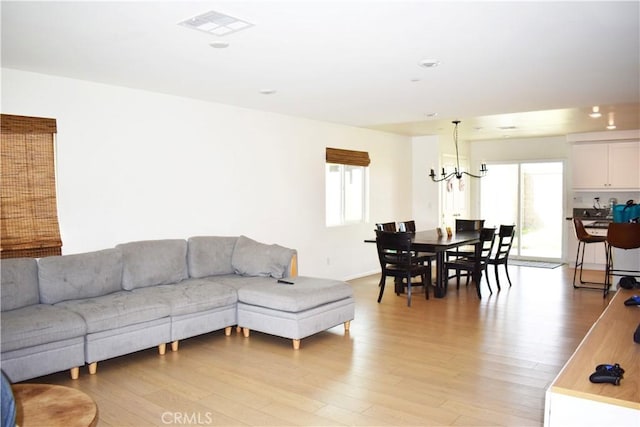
left=411, top=135, right=440, bottom=230
left=468, top=134, right=569, bottom=210
left=469, top=135, right=569, bottom=162
left=1, top=68, right=415, bottom=280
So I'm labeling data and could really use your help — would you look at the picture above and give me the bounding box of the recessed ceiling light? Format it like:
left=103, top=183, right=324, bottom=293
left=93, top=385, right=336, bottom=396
left=589, top=106, right=602, bottom=118
left=418, top=59, right=440, bottom=68
left=209, top=41, right=229, bottom=48
left=425, top=112, right=438, bottom=118
left=179, top=10, right=253, bottom=37
left=498, top=125, right=517, bottom=130
left=259, top=89, right=277, bottom=95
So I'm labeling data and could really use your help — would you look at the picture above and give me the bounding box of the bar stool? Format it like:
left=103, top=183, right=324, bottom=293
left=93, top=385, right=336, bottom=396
left=605, top=223, right=640, bottom=298
left=572, top=218, right=608, bottom=290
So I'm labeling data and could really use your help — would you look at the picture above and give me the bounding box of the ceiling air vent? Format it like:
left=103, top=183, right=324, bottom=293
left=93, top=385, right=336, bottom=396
left=178, top=10, right=253, bottom=36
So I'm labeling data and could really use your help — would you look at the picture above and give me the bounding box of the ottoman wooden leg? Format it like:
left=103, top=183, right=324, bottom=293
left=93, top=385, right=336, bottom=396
left=70, top=367, right=80, bottom=379
left=224, top=326, right=232, bottom=336
left=88, top=362, right=97, bottom=375
left=171, top=341, right=179, bottom=352
left=158, top=343, right=166, bottom=355
left=243, top=328, right=250, bottom=338
left=292, top=339, right=301, bottom=350
left=344, top=321, right=351, bottom=331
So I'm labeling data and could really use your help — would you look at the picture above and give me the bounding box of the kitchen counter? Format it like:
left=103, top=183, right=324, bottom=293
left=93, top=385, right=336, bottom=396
left=566, top=217, right=611, bottom=229
left=569, top=208, right=613, bottom=229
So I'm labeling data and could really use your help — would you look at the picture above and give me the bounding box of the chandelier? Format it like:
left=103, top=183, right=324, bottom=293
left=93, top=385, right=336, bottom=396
left=430, top=120, right=487, bottom=182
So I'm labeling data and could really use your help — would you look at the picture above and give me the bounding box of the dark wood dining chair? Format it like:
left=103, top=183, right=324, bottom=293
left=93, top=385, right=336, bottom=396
left=398, top=220, right=436, bottom=256
left=447, top=219, right=486, bottom=260
left=486, top=224, right=516, bottom=292
left=605, top=223, right=640, bottom=298
left=398, top=220, right=416, bottom=232
left=396, top=220, right=437, bottom=293
left=375, top=230, right=430, bottom=307
left=444, top=227, right=496, bottom=297
left=455, top=219, right=485, bottom=232
left=375, top=222, right=397, bottom=232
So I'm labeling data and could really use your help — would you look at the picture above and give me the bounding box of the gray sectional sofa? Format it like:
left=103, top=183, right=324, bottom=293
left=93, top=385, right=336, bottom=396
left=1, top=236, right=355, bottom=382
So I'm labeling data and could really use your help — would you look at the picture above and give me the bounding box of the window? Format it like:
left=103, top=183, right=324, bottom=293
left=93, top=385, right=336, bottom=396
left=325, top=148, right=370, bottom=227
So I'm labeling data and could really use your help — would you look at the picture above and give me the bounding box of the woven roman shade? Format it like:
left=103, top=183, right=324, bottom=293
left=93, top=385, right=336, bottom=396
left=326, top=147, right=370, bottom=167
left=1, top=114, right=62, bottom=259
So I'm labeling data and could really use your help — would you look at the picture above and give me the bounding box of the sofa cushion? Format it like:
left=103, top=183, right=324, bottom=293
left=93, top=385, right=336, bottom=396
left=38, top=248, right=123, bottom=304
left=1, top=258, right=40, bottom=311
left=187, top=236, right=237, bottom=278
left=0, top=304, right=87, bottom=352
left=56, top=291, right=170, bottom=333
left=236, top=276, right=353, bottom=312
left=117, top=240, right=188, bottom=290
left=202, top=274, right=276, bottom=290
left=231, top=236, right=295, bottom=279
left=132, top=278, right=237, bottom=316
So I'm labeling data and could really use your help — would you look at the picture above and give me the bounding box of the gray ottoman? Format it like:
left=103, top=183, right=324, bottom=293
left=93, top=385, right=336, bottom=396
left=236, top=276, right=355, bottom=349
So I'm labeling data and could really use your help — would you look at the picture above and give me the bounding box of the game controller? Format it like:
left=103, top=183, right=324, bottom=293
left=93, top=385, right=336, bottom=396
left=595, top=363, right=624, bottom=378
left=589, top=363, right=624, bottom=385
left=589, top=371, right=621, bottom=385
left=624, top=295, right=640, bottom=306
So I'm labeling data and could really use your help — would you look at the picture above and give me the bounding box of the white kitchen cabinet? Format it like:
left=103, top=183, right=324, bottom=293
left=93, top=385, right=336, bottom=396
left=571, top=141, right=640, bottom=190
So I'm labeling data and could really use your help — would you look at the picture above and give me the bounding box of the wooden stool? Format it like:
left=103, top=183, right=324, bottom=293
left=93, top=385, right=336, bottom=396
left=12, top=384, right=98, bottom=427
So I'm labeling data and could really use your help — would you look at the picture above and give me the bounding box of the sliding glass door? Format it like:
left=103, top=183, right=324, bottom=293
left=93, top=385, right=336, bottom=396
left=480, top=162, right=563, bottom=260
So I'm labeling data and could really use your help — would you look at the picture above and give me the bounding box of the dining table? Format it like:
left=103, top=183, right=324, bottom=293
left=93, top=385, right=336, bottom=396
left=366, top=229, right=482, bottom=298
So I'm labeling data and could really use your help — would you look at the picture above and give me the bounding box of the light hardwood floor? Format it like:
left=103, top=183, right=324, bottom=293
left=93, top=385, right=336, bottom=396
left=23, top=266, right=611, bottom=426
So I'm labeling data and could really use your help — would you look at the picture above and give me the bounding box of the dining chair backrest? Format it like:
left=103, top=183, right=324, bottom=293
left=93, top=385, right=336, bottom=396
left=375, top=222, right=397, bottom=232
left=477, top=228, right=497, bottom=261
left=607, top=223, right=640, bottom=249
left=493, top=225, right=516, bottom=261
left=375, top=230, right=413, bottom=267
left=398, top=220, right=416, bottom=232
left=456, top=219, right=485, bottom=232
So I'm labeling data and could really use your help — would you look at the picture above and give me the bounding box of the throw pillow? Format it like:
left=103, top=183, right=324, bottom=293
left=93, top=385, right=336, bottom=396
left=231, top=235, right=295, bottom=279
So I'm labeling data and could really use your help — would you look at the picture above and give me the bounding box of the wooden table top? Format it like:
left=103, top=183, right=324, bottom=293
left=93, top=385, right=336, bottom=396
left=410, top=230, right=480, bottom=250
left=12, top=383, right=98, bottom=427
left=365, top=229, right=480, bottom=251
left=549, top=288, right=640, bottom=409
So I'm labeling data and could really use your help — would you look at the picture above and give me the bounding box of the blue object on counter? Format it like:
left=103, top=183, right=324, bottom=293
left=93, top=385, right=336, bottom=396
left=613, top=203, right=640, bottom=223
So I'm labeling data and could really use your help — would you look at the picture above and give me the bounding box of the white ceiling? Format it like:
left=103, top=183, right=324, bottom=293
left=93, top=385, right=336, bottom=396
left=2, top=1, right=639, bottom=141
